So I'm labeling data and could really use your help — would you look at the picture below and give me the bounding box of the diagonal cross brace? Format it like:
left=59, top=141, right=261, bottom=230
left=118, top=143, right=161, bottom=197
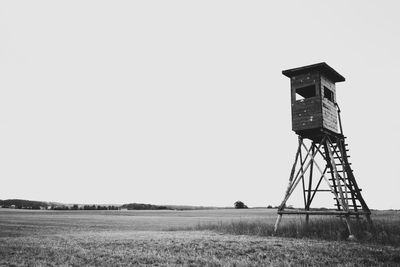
left=301, top=141, right=349, bottom=211
left=278, top=137, right=326, bottom=209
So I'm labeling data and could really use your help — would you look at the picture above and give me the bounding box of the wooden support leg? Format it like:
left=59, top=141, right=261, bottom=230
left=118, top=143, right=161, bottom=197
left=345, top=216, right=355, bottom=240
left=305, top=144, right=314, bottom=227
left=275, top=139, right=325, bottom=232
left=274, top=138, right=302, bottom=232
left=279, top=138, right=302, bottom=208
left=274, top=214, right=282, bottom=233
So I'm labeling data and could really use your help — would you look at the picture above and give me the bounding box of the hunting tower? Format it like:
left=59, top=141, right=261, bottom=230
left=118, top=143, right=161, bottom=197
left=275, top=63, right=371, bottom=236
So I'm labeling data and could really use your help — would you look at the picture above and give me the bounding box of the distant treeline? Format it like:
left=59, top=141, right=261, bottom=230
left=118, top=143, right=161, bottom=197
left=1, top=199, right=228, bottom=211
left=121, top=203, right=169, bottom=210
left=54, top=205, right=120, bottom=211
left=0, top=199, right=172, bottom=211
left=0, top=199, right=121, bottom=210
left=0, top=199, right=47, bottom=210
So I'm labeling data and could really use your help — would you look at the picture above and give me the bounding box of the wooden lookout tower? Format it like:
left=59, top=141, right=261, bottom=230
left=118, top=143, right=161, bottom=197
left=274, top=62, right=371, bottom=235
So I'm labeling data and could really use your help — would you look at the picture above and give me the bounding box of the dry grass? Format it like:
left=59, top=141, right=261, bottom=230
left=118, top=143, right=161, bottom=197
left=183, top=217, right=400, bottom=247
left=2, top=230, right=400, bottom=266
left=170, top=210, right=400, bottom=246
left=1, top=209, right=400, bottom=266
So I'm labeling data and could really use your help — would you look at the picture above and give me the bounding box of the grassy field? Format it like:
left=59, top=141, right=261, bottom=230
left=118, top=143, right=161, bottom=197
left=1, top=208, right=400, bottom=266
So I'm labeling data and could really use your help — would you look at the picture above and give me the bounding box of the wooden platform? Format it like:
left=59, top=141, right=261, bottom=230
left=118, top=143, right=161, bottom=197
left=277, top=209, right=371, bottom=216
left=294, top=128, right=344, bottom=143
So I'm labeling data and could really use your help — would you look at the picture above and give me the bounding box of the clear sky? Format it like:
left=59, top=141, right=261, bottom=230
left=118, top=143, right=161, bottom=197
left=1, top=1, right=399, bottom=209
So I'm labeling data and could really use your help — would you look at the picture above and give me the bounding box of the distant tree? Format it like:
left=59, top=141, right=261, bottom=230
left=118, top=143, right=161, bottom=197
left=234, top=201, right=248, bottom=209
left=266, top=205, right=273, bottom=209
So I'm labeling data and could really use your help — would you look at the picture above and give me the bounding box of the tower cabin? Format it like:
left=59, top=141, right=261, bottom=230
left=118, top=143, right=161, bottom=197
left=282, top=62, right=345, bottom=141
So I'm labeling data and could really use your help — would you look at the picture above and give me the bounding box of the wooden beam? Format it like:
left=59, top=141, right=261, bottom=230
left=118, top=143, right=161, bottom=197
left=300, top=144, right=307, bottom=208
left=286, top=139, right=325, bottom=200
left=308, top=170, right=327, bottom=204
left=277, top=137, right=302, bottom=211
left=300, top=139, right=342, bottom=205
left=306, top=144, right=315, bottom=209
left=278, top=209, right=371, bottom=216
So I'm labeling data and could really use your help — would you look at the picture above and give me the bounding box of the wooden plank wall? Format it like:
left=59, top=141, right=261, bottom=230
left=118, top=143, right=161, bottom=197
left=322, top=99, right=338, bottom=133
left=292, top=97, right=323, bottom=131
left=291, top=71, right=322, bottom=132
left=290, top=72, right=339, bottom=133
left=321, top=75, right=339, bottom=133
left=321, top=75, right=336, bottom=94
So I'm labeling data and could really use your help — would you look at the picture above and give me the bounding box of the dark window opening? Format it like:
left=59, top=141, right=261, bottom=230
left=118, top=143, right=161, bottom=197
left=295, top=85, right=316, bottom=101
left=324, top=86, right=334, bottom=103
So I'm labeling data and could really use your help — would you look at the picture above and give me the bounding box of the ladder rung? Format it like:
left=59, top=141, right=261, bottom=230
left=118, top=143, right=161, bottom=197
left=330, top=187, right=352, bottom=190
left=333, top=198, right=354, bottom=201
left=326, top=162, right=352, bottom=166
left=327, top=170, right=353, bottom=174
left=328, top=178, right=350, bottom=181
left=334, top=204, right=362, bottom=208
left=333, top=195, right=362, bottom=201
left=330, top=186, right=359, bottom=191
left=321, top=151, right=349, bottom=156
left=334, top=156, right=350, bottom=159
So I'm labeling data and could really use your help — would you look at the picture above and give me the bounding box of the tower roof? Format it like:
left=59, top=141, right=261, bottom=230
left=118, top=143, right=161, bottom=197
left=282, top=62, right=345, bottom=83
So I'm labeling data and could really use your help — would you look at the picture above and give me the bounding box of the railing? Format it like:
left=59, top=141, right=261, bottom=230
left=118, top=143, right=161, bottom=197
left=335, top=102, right=344, bottom=135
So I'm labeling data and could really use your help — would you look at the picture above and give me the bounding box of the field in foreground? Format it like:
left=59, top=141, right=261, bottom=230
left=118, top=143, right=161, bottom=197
left=1, top=208, right=400, bottom=266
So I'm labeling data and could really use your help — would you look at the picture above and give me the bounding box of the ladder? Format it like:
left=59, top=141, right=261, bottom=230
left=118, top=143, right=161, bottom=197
left=321, top=136, right=370, bottom=214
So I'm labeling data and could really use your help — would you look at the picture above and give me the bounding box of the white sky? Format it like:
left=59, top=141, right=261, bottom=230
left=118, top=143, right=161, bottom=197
left=1, top=1, right=399, bottom=209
